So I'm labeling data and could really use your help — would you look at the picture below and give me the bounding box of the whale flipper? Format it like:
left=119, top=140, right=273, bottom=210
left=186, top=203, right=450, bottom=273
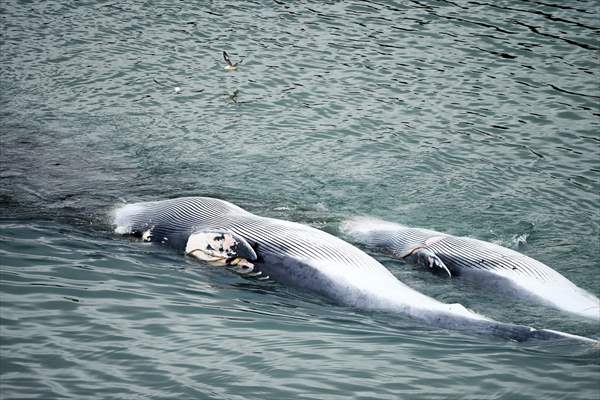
left=404, top=246, right=452, bottom=277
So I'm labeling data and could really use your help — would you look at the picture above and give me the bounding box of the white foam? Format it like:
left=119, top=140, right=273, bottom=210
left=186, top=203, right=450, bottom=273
left=340, top=217, right=407, bottom=237
left=112, top=203, right=147, bottom=235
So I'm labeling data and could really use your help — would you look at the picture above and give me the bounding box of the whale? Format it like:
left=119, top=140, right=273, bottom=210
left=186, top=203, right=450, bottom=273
left=341, top=217, right=600, bottom=321
left=112, top=197, right=596, bottom=342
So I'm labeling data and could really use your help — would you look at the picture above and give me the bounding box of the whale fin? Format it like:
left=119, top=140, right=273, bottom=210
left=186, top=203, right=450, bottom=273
left=403, top=246, right=452, bottom=278
left=386, top=235, right=451, bottom=277
left=185, top=229, right=257, bottom=266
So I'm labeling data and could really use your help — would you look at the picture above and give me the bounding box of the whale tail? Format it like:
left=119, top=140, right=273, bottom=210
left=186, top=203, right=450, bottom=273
left=456, top=316, right=598, bottom=344
left=398, top=301, right=598, bottom=344
left=398, top=302, right=597, bottom=344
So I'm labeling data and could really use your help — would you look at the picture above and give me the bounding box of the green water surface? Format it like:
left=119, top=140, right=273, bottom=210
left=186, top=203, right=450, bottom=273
left=1, top=1, right=599, bottom=399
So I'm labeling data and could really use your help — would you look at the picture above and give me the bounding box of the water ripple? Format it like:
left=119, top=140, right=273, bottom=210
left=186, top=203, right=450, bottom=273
left=1, top=0, right=599, bottom=398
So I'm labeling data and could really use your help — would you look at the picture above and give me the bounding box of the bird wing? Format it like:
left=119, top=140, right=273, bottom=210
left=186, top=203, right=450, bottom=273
left=223, top=51, right=233, bottom=66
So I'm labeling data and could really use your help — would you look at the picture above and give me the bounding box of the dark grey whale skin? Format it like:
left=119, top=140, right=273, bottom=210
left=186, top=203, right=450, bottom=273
left=114, top=198, right=594, bottom=343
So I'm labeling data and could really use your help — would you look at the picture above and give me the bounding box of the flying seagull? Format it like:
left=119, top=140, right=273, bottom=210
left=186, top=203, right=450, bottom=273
left=223, top=51, right=242, bottom=71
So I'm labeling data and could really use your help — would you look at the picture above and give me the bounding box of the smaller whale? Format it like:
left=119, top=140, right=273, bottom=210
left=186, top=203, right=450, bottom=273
left=341, top=218, right=600, bottom=321
left=223, top=51, right=242, bottom=71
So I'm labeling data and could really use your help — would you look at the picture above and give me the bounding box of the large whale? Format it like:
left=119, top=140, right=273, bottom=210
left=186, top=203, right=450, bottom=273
left=113, top=197, right=595, bottom=342
left=341, top=218, right=600, bottom=321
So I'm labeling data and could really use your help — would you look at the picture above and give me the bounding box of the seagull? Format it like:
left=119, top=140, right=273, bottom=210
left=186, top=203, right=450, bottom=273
left=223, top=51, right=242, bottom=71
left=229, top=89, right=239, bottom=103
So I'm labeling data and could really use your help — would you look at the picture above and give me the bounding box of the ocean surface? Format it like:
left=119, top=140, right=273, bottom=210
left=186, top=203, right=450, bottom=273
left=1, top=0, right=599, bottom=398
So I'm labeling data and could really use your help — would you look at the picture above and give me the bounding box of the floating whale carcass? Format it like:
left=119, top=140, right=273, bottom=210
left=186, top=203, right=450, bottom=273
left=341, top=218, right=600, bottom=321
left=113, top=197, right=595, bottom=342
